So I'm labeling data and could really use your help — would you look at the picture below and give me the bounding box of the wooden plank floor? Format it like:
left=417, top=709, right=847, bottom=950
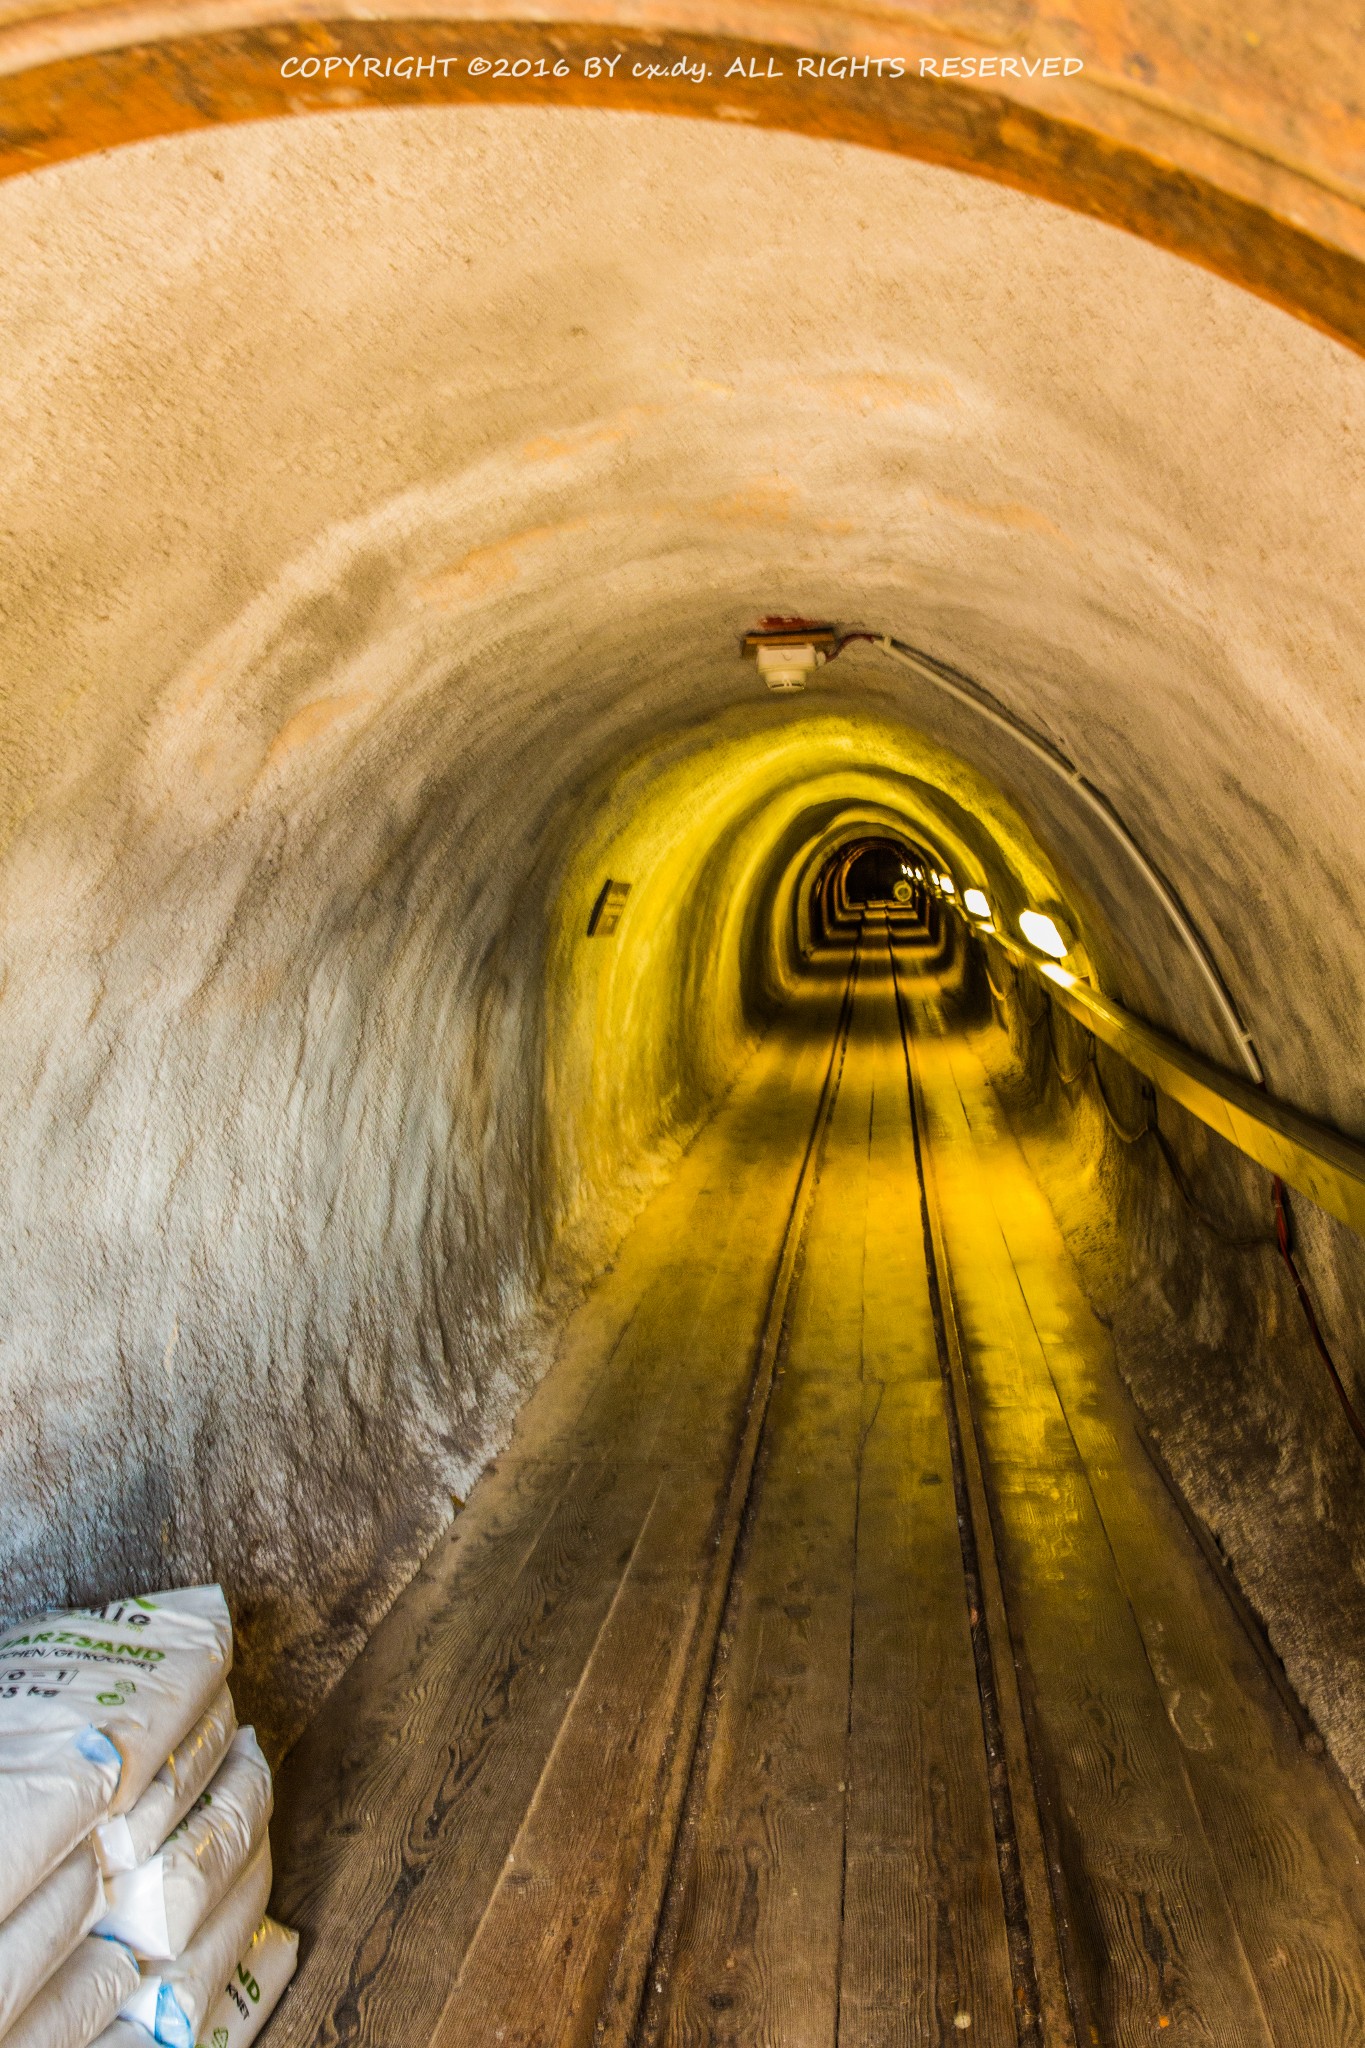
left=637, top=953, right=1015, bottom=2048
left=270, top=976, right=850, bottom=2047
left=909, top=976, right=1365, bottom=2048
left=269, top=937, right=1365, bottom=2048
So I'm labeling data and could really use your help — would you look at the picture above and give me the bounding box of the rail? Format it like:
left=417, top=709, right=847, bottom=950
left=982, top=926, right=1365, bottom=1239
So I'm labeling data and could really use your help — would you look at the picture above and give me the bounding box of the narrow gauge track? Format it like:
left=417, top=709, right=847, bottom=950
left=887, top=926, right=1077, bottom=2048
left=621, top=915, right=1071, bottom=2048
left=273, top=912, right=1365, bottom=2048
left=600, top=930, right=865, bottom=2048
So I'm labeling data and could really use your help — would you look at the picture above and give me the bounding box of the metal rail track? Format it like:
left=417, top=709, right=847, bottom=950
left=887, top=924, right=1082, bottom=2048
left=604, top=918, right=1083, bottom=2048
left=600, top=930, right=864, bottom=2048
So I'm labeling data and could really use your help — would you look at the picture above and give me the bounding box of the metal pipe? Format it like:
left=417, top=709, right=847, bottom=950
left=874, top=634, right=1266, bottom=1086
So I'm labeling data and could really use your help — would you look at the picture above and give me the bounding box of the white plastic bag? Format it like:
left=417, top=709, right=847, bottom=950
left=95, top=1688, right=238, bottom=1876
left=97, top=1729, right=271, bottom=1961
left=119, top=1839, right=272, bottom=2048
left=4, top=1934, right=140, bottom=2048
left=0, top=1588, right=233, bottom=1816
left=0, top=1842, right=106, bottom=2035
left=193, top=1917, right=299, bottom=2048
left=0, top=1724, right=122, bottom=1924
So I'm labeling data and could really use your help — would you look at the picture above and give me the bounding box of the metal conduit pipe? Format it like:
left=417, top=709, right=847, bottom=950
left=873, top=635, right=1266, bottom=1088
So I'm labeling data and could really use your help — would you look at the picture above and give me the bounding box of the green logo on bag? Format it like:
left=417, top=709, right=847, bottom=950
left=213, top=2030, right=229, bottom=2048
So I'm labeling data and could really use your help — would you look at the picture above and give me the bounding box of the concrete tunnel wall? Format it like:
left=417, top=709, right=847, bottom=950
left=4, top=104, right=1365, bottom=1765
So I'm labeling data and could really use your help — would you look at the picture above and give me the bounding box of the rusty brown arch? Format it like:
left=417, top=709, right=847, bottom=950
left=1, top=14, right=1363, bottom=357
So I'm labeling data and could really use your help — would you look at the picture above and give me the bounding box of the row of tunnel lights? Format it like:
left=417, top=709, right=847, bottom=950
left=904, top=862, right=1072, bottom=972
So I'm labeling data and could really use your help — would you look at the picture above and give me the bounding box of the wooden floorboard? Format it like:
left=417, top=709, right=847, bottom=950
left=839, top=986, right=1017, bottom=2046
left=272, top=1013, right=839, bottom=2045
left=915, top=998, right=1331, bottom=2045
left=941, top=1026, right=1365, bottom=2048
left=427, top=1471, right=690, bottom=2048
left=268, top=945, right=1365, bottom=2048
left=646, top=1021, right=872, bottom=2048
left=647, top=960, right=1023, bottom=2047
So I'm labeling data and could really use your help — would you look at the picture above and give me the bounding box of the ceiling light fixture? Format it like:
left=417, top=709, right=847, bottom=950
left=742, top=618, right=842, bottom=692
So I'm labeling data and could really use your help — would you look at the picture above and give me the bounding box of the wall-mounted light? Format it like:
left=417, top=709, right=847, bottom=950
left=939, top=874, right=956, bottom=896
left=587, top=879, right=632, bottom=936
left=1018, top=909, right=1069, bottom=959
left=963, top=887, right=991, bottom=920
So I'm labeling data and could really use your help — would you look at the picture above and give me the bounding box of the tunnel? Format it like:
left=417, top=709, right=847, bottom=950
left=4, top=7, right=1365, bottom=2044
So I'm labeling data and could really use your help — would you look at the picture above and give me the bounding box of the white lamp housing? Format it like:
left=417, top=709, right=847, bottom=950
left=756, top=643, right=825, bottom=692
left=1019, top=909, right=1069, bottom=959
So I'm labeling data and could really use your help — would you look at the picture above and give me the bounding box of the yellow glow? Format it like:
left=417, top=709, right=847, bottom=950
left=1039, top=961, right=1078, bottom=989
left=963, top=887, right=991, bottom=919
left=1019, top=909, right=1069, bottom=959
left=542, top=705, right=1072, bottom=1262
left=939, top=874, right=956, bottom=895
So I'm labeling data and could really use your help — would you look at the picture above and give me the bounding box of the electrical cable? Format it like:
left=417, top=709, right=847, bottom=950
left=1022, top=978, right=1274, bottom=1249
left=1012, top=967, right=1048, bottom=1030
left=1273, top=1179, right=1365, bottom=1452
left=1147, top=1128, right=1277, bottom=1252
left=1004, top=963, right=1360, bottom=1436
left=1045, top=1004, right=1093, bottom=1087
left=830, top=630, right=881, bottom=658
left=983, top=964, right=1012, bottom=1007
left=839, top=630, right=1266, bottom=1086
left=1089, top=1050, right=1155, bottom=1147
left=814, top=624, right=1362, bottom=1453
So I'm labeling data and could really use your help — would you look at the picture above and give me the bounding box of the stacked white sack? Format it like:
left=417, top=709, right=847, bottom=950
left=0, top=1848, right=108, bottom=2036
left=96, top=1727, right=271, bottom=1960
left=0, top=1597, right=255, bottom=2048
left=1, top=1937, right=141, bottom=2048
left=0, top=1730, right=122, bottom=1928
left=191, top=1916, right=298, bottom=2048
left=117, top=1841, right=273, bottom=2048
left=0, top=1590, right=233, bottom=1833
left=89, top=1917, right=297, bottom=2048
left=93, top=1691, right=237, bottom=1880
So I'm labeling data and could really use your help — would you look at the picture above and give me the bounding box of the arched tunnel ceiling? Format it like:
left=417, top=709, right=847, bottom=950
left=3, top=0, right=1365, bottom=352
left=3, top=104, right=1364, bottom=1112
left=5, top=88, right=1365, bottom=1738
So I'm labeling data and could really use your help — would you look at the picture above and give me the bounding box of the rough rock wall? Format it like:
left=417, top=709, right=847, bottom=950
left=0, top=678, right=1050, bottom=1755
left=3, top=104, right=1365, bottom=1754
